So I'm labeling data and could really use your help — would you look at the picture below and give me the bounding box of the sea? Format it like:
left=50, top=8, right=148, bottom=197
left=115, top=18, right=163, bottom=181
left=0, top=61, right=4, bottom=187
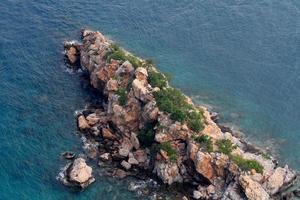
left=0, top=0, right=299, bottom=199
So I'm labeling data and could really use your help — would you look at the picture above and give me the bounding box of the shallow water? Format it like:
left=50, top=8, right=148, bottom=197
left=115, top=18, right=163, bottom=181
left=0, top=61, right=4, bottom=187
left=0, top=0, right=299, bottom=199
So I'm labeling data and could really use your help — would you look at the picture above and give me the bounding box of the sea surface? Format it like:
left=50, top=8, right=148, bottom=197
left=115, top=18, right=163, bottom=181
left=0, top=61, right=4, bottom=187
left=0, top=0, right=299, bottom=199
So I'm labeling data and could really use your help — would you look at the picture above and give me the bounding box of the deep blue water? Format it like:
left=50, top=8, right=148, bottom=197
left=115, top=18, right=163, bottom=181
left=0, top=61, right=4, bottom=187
left=0, top=0, right=299, bottom=199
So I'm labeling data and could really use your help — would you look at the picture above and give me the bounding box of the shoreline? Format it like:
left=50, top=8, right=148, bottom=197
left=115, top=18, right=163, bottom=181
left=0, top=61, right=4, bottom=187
left=59, top=29, right=299, bottom=199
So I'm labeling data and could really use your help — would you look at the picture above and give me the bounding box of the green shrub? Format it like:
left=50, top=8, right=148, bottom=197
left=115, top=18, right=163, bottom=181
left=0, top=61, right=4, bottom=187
left=192, top=135, right=213, bottom=152
left=217, top=139, right=237, bottom=155
left=126, top=54, right=142, bottom=69
left=148, top=71, right=169, bottom=88
left=107, top=50, right=127, bottom=62
left=104, top=43, right=141, bottom=68
left=154, top=88, right=203, bottom=132
left=115, top=87, right=127, bottom=106
left=187, top=111, right=204, bottom=132
left=111, top=43, right=121, bottom=51
left=159, top=142, right=178, bottom=162
left=154, top=88, right=191, bottom=117
left=230, top=155, right=264, bottom=173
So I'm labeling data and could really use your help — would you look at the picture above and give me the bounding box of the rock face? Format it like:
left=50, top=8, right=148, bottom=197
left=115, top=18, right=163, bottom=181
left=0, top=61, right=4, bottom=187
left=62, top=29, right=298, bottom=198
left=58, top=158, right=95, bottom=188
left=239, top=175, right=270, bottom=200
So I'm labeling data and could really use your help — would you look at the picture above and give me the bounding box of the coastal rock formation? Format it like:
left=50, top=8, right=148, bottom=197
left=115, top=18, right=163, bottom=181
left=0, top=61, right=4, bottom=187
left=61, top=29, right=298, bottom=198
left=58, top=158, right=95, bottom=188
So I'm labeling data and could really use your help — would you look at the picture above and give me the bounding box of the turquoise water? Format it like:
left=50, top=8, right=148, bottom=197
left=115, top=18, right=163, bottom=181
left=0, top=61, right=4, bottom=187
left=0, top=0, right=299, bottom=199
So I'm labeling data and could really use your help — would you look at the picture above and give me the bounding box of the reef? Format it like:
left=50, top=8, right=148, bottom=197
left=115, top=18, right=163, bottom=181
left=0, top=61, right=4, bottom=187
left=60, top=29, right=299, bottom=199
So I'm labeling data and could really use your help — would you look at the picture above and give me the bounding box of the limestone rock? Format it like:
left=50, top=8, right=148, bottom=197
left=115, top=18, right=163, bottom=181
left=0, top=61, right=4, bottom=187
left=118, top=138, right=133, bottom=157
left=101, top=128, right=117, bottom=140
left=100, top=153, right=110, bottom=161
left=264, top=165, right=297, bottom=195
left=57, top=158, right=95, bottom=188
left=132, top=79, right=152, bottom=102
left=121, top=160, right=132, bottom=170
left=86, top=113, right=100, bottom=126
left=130, top=132, right=140, bottom=150
left=78, top=115, right=91, bottom=130
left=194, top=152, right=214, bottom=181
left=133, top=149, right=147, bottom=163
left=106, top=79, right=118, bottom=92
left=116, top=60, right=134, bottom=76
left=239, top=175, right=270, bottom=200
left=193, top=190, right=202, bottom=199
left=135, top=67, right=148, bottom=81
left=153, top=161, right=183, bottom=185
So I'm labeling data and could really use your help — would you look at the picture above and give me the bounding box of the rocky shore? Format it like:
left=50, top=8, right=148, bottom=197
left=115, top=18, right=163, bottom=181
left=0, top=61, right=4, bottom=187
left=60, top=29, right=299, bottom=199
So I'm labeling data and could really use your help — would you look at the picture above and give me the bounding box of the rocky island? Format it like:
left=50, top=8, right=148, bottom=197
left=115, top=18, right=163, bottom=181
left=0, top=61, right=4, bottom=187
left=60, top=29, right=299, bottom=200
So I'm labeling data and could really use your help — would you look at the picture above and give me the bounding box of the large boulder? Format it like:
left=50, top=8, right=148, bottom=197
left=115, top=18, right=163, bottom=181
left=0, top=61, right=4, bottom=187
left=239, top=175, right=270, bottom=200
left=194, top=151, right=214, bottom=181
left=264, top=165, right=297, bottom=195
left=153, top=161, right=183, bottom=185
left=78, top=115, right=91, bottom=130
left=58, top=158, right=95, bottom=188
left=132, top=79, right=152, bottom=102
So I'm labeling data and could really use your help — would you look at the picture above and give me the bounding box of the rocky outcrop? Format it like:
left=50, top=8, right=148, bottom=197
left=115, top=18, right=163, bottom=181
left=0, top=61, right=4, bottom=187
left=58, top=158, right=95, bottom=188
left=61, top=29, right=299, bottom=198
left=239, top=175, right=270, bottom=200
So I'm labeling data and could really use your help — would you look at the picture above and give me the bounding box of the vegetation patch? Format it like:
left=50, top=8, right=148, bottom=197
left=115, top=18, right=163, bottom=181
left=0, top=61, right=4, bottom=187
left=148, top=70, right=169, bottom=88
left=115, top=87, right=127, bottom=106
left=137, top=123, right=156, bottom=147
left=230, top=154, right=264, bottom=173
left=261, top=152, right=271, bottom=160
left=216, top=139, right=237, bottom=155
left=104, top=43, right=142, bottom=68
left=159, top=142, right=178, bottom=162
left=192, top=135, right=213, bottom=152
left=154, top=88, right=204, bottom=132
left=187, top=110, right=204, bottom=132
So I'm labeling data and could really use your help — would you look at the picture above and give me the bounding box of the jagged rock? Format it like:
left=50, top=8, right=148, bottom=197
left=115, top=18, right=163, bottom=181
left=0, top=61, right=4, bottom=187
left=155, top=132, right=173, bottom=143
left=135, top=67, right=148, bottom=81
left=222, top=181, right=246, bottom=200
left=264, top=165, right=297, bottom=195
left=86, top=113, right=100, bottom=126
left=100, top=153, right=110, bottom=161
left=116, top=60, right=134, bottom=76
left=130, top=132, right=140, bottom=150
left=128, top=157, right=139, bottom=165
left=121, top=160, right=132, bottom=170
left=239, top=175, right=270, bottom=200
left=78, top=115, right=91, bottom=130
left=101, top=128, right=117, bottom=140
left=153, top=161, right=183, bottom=185
left=142, top=100, right=159, bottom=122
left=187, top=140, right=199, bottom=161
left=133, top=149, right=147, bottom=163
left=194, top=152, right=214, bottom=181
left=193, top=190, right=202, bottom=199
left=66, top=46, right=78, bottom=64
left=118, top=138, right=133, bottom=157
left=132, top=78, right=152, bottom=102
left=106, top=79, right=118, bottom=92
left=58, top=158, right=95, bottom=188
